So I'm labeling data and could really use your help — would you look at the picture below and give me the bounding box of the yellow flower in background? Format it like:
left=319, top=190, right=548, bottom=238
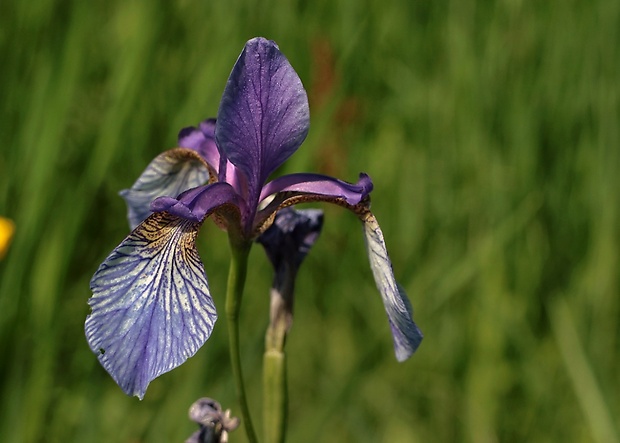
left=0, top=217, right=15, bottom=260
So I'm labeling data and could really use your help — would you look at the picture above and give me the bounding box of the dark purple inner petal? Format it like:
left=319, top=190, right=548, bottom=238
left=257, top=207, right=324, bottom=272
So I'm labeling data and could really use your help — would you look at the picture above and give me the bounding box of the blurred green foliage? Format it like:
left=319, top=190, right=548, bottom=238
left=1, top=0, right=619, bottom=442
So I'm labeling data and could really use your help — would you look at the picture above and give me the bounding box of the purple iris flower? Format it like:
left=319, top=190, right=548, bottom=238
left=85, top=37, right=422, bottom=399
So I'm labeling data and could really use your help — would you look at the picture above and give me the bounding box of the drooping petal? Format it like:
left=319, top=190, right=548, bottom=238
left=360, top=211, right=423, bottom=361
left=85, top=212, right=217, bottom=399
left=151, top=182, right=244, bottom=223
left=260, top=172, right=373, bottom=206
left=120, top=149, right=211, bottom=229
left=216, top=37, right=310, bottom=205
left=178, top=119, right=220, bottom=174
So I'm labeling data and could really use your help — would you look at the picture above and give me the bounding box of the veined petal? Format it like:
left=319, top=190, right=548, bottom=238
left=151, top=182, right=244, bottom=223
left=260, top=172, right=373, bottom=206
left=85, top=212, right=217, bottom=399
left=360, top=211, right=423, bottom=361
left=216, top=37, right=310, bottom=204
left=120, top=149, right=211, bottom=229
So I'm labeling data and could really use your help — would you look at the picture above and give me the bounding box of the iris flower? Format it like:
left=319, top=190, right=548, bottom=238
left=85, top=37, right=422, bottom=399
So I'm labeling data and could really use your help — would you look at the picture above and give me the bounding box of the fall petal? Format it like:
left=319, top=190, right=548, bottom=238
left=361, top=211, right=423, bottom=361
left=120, top=149, right=210, bottom=229
left=85, top=212, right=217, bottom=398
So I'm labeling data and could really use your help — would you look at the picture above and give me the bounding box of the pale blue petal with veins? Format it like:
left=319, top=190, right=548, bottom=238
left=120, top=149, right=210, bottom=230
left=85, top=212, right=217, bottom=398
left=361, top=212, right=423, bottom=361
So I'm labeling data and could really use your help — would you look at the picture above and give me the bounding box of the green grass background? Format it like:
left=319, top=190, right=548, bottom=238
left=1, top=0, right=619, bottom=441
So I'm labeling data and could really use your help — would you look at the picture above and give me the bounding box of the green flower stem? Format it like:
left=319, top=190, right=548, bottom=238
left=225, top=239, right=258, bottom=443
left=263, top=348, right=287, bottom=443
left=263, top=286, right=292, bottom=443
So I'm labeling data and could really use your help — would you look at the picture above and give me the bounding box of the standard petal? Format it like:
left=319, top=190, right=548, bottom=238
left=85, top=212, right=217, bottom=398
left=178, top=119, right=221, bottom=174
left=216, top=37, right=310, bottom=203
left=361, top=211, right=423, bottom=361
left=259, top=172, right=373, bottom=206
left=120, top=149, right=211, bottom=229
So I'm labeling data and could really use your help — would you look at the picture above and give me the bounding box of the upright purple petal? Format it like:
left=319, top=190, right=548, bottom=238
left=85, top=212, right=217, bottom=398
left=120, top=149, right=211, bottom=229
left=178, top=119, right=220, bottom=174
left=179, top=118, right=251, bottom=199
left=216, top=37, right=310, bottom=205
left=361, top=211, right=423, bottom=361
